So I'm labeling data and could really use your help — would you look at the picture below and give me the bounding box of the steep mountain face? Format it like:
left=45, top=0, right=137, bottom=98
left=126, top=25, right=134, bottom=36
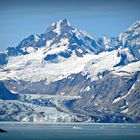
left=0, top=82, right=18, bottom=100
left=0, top=19, right=106, bottom=65
left=0, top=19, right=140, bottom=122
left=0, top=53, right=8, bottom=66
left=116, top=21, right=140, bottom=66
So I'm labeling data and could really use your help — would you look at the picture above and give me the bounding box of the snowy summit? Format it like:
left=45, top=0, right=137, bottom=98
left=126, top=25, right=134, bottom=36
left=0, top=19, right=140, bottom=123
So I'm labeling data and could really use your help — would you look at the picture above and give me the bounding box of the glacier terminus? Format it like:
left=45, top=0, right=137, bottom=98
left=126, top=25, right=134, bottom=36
left=0, top=19, right=140, bottom=123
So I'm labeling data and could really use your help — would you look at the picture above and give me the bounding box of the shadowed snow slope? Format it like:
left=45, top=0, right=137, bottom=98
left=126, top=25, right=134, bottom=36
left=0, top=19, right=140, bottom=123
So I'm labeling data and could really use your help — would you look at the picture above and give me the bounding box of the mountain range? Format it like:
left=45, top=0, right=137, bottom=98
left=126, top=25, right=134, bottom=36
left=0, top=19, right=140, bottom=123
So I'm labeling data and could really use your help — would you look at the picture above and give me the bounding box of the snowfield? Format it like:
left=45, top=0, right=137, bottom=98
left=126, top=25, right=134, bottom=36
left=0, top=19, right=140, bottom=123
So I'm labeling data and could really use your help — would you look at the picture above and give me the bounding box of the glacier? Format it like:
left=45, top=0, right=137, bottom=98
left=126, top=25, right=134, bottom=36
left=0, top=19, right=140, bottom=123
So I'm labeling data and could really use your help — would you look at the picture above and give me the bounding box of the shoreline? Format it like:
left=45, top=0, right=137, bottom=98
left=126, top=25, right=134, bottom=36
left=0, top=122, right=140, bottom=125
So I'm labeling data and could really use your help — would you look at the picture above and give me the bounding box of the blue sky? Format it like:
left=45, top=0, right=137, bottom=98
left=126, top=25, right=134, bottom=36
left=0, top=0, right=140, bottom=51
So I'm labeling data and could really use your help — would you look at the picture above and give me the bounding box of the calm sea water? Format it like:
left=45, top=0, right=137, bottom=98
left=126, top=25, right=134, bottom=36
left=0, top=123, right=140, bottom=140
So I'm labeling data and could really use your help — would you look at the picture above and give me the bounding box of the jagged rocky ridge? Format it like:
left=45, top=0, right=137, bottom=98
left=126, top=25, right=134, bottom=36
left=0, top=19, right=140, bottom=122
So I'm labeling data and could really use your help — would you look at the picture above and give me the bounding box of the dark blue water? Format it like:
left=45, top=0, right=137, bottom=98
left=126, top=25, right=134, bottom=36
left=0, top=123, right=140, bottom=140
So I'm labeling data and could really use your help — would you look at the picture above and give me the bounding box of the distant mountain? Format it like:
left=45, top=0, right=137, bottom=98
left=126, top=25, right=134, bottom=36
left=0, top=19, right=140, bottom=123
left=116, top=21, right=140, bottom=66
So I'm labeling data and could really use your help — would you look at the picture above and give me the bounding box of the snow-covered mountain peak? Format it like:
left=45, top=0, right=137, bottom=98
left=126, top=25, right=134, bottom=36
left=128, top=20, right=140, bottom=31
left=57, top=18, right=70, bottom=27
left=116, top=20, right=140, bottom=66
left=0, top=20, right=140, bottom=123
left=0, top=19, right=140, bottom=67
left=46, top=19, right=73, bottom=34
left=119, top=20, right=140, bottom=45
left=42, top=19, right=107, bottom=58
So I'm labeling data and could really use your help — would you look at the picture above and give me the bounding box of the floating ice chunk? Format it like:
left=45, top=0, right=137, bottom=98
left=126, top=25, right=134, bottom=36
left=121, top=108, right=128, bottom=114
left=72, top=126, right=82, bottom=129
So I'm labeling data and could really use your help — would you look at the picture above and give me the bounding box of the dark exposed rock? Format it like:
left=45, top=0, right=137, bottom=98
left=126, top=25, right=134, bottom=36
left=2, top=71, right=140, bottom=122
left=0, top=128, right=7, bottom=132
left=0, top=53, right=8, bottom=66
left=0, top=81, right=18, bottom=100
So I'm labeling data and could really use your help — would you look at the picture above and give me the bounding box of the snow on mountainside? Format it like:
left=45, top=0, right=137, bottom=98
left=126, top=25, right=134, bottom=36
left=117, top=21, right=140, bottom=66
left=0, top=19, right=140, bottom=123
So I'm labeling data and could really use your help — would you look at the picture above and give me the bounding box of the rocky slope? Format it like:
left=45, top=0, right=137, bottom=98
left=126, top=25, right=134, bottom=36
left=0, top=19, right=140, bottom=122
